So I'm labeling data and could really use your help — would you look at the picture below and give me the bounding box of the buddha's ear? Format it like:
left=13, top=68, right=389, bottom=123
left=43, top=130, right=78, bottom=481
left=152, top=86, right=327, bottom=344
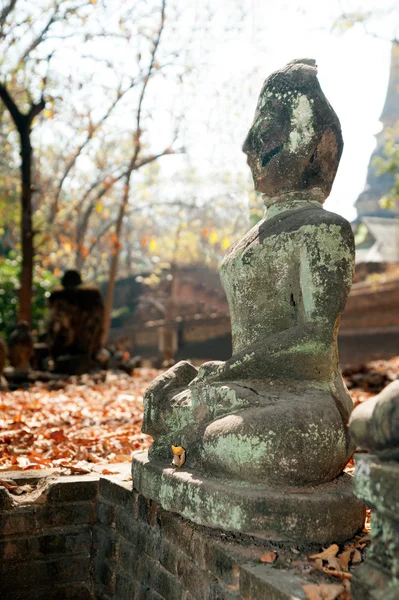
left=302, top=125, right=343, bottom=197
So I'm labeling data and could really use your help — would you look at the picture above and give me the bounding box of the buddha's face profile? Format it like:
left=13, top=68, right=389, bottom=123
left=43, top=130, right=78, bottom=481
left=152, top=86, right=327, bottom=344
left=242, top=59, right=343, bottom=200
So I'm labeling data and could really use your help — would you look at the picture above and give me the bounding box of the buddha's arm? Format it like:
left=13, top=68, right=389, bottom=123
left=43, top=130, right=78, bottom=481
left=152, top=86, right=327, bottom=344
left=192, top=322, right=332, bottom=385
left=193, top=220, right=354, bottom=385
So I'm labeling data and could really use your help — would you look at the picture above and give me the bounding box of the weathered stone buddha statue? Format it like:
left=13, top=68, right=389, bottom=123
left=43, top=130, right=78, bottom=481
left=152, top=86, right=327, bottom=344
left=133, top=59, right=365, bottom=543
left=48, top=270, right=104, bottom=374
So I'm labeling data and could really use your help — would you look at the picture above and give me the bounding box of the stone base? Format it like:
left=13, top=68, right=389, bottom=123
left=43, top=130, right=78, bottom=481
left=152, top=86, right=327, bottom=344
left=132, top=451, right=366, bottom=544
left=351, top=454, right=399, bottom=600
left=352, top=561, right=399, bottom=600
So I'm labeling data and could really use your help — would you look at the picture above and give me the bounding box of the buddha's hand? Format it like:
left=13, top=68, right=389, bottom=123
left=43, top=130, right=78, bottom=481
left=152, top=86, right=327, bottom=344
left=189, top=360, right=225, bottom=386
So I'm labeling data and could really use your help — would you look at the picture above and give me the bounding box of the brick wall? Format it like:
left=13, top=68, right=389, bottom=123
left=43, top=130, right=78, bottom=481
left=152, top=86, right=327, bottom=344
left=0, top=469, right=312, bottom=600
left=93, top=476, right=241, bottom=600
left=0, top=472, right=98, bottom=599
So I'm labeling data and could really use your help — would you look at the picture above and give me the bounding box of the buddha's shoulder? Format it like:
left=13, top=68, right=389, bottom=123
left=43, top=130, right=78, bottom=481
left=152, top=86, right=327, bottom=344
left=258, top=206, right=353, bottom=242
left=221, top=207, right=353, bottom=268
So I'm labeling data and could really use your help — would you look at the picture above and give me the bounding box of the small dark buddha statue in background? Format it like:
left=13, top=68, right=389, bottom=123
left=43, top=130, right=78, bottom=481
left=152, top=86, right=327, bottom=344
left=48, top=270, right=104, bottom=374
left=133, top=59, right=365, bottom=543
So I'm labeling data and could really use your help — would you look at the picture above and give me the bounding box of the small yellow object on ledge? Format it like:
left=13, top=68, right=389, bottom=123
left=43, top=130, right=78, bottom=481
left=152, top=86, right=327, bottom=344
left=171, top=445, right=186, bottom=468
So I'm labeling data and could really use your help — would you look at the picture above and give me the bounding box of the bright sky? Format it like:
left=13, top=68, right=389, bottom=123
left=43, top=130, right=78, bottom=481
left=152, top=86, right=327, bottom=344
left=176, top=0, right=398, bottom=222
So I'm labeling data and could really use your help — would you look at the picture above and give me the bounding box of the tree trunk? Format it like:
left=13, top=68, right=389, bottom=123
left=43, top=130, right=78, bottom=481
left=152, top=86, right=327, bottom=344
left=163, top=264, right=179, bottom=363
left=102, top=178, right=130, bottom=344
left=18, top=126, right=34, bottom=324
left=0, top=83, right=44, bottom=326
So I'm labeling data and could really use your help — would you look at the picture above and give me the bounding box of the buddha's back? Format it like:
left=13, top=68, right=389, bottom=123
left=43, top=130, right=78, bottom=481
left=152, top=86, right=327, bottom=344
left=221, top=200, right=354, bottom=369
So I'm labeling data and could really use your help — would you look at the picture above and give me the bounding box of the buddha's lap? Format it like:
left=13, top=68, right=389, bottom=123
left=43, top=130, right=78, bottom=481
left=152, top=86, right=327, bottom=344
left=199, top=390, right=353, bottom=485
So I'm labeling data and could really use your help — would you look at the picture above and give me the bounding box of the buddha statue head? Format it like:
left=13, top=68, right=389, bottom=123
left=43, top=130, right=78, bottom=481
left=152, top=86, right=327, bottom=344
left=242, top=58, right=343, bottom=202
left=61, top=269, right=82, bottom=289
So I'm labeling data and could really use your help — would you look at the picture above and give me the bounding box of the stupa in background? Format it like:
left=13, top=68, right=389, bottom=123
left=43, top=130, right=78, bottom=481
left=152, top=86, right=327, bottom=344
left=354, top=40, right=399, bottom=263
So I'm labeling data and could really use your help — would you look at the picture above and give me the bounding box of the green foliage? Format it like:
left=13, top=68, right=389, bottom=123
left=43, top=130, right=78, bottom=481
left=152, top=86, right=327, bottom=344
left=0, top=254, right=57, bottom=335
left=374, top=123, right=399, bottom=210
left=354, top=222, right=369, bottom=246
left=250, top=208, right=263, bottom=228
left=331, top=11, right=372, bottom=33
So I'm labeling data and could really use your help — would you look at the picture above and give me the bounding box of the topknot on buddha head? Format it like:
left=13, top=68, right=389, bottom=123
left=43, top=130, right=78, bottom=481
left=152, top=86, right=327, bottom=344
left=242, top=58, right=343, bottom=201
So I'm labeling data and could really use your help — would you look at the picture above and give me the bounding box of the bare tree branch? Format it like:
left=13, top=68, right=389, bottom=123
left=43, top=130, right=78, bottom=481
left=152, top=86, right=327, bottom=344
left=51, top=81, right=135, bottom=218
left=86, top=195, right=195, bottom=260
left=129, top=0, right=167, bottom=173
left=0, top=81, right=22, bottom=126
left=86, top=220, right=114, bottom=256
left=18, top=8, right=59, bottom=64
left=134, top=146, right=183, bottom=170
left=27, top=96, right=45, bottom=124
left=0, top=0, right=17, bottom=31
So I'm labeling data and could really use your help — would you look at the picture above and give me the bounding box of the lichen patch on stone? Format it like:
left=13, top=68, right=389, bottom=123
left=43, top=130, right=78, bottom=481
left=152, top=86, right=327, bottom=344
left=288, top=94, right=314, bottom=153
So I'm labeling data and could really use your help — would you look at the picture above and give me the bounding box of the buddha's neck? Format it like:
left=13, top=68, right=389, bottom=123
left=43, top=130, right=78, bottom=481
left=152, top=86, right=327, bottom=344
left=263, top=189, right=325, bottom=220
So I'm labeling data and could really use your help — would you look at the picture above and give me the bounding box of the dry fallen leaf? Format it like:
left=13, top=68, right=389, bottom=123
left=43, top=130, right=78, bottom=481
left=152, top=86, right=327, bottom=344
left=260, top=551, right=277, bottom=564
left=356, top=535, right=370, bottom=544
left=171, top=445, right=186, bottom=468
left=309, top=544, right=339, bottom=561
left=11, top=484, right=35, bottom=495
left=325, top=556, right=342, bottom=571
left=337, top=549, right=353, bottom=571
left=321, top=567, right=352, bottom=581
left=101, top=469, right=120, bottom=475
left=0, top=370, right=155, bottom=472
left=351, top=549, right=362, bottom=564
left=0, top=479, right=34, bottom=494
left=50, top=430, right=68, bottom=443
left=69, top=464, right=92, bottom=474
left=0, top=478, right=17, bottom=491
left=303, top=583, right=345, bottom=600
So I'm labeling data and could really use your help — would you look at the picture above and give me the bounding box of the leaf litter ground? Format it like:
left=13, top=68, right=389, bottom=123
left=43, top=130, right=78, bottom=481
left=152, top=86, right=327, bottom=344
left=0, top=369, right=156, bottom=473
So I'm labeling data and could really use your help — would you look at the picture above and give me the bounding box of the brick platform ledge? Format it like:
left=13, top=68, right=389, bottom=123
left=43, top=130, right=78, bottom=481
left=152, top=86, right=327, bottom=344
left=0, top=466, right=365, bottom=600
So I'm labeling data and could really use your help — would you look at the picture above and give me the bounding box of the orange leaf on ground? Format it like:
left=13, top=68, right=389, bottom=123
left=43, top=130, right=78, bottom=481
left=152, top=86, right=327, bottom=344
left=321, top=568, right=352, bottom=581
left=303, top=583, right=344, bottom=600
left=260, top=551, right=277, bottom=563
left=101, top=469, right=120, bottom=475
left=0, top=479, right=17, bottom=491
left=50, top=430, right=68, bottom=443
left=324, top=556, right=342, bottom=571
left=337, top=549, right=353, bottom=571
left=11, top=484, right=35, bottom=495
left=0, top=479, right=34, bottom=494
left=309, top=544, right=339, bottom=560
left=69, top=464, right=92, bottom=474
left=356, top=535, right=370, bottom=544
left=0, top=370, right=155, bottom=472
